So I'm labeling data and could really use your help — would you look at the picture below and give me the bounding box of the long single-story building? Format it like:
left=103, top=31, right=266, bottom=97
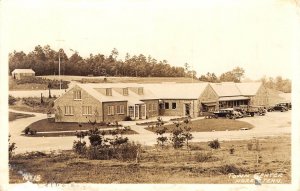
left=53, top=82, right=269, bottom=123
left=11, top=69, right=35, bottom=80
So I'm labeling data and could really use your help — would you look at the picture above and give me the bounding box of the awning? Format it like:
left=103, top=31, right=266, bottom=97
left=202, top=102, right=217, bottom=106
left=219, top=96, right=250, bottom=101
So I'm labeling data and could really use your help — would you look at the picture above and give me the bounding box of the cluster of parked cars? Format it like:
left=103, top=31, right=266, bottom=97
left=205, top=102, right=291, bottom=120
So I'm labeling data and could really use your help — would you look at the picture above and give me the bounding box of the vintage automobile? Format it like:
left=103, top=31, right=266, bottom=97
left=276, top=102, right=292, bottom=110
left=267, top=105, right=288, bottom=112
left=213, top=108, right=243, bottom=119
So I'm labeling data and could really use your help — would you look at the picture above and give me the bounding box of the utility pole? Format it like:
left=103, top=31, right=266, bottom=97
left=56, top=39, right=65, bottom=91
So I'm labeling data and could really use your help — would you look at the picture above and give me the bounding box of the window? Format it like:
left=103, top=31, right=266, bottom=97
left=73, top=90, right=82, bottom=100
left=64, top=106, right=74, bottom=115
left=165, top=102, right=169, bottom=109
left=149, top=104, right=153, bottom=111
left=172, top=102, right=177, bottom=109
left=123, top=88, right=128, bottom=96
left=159, top=103, right=165, bottom=109
left=106, top=88, right=112, bottom=96
left=82, top=106, right=92, bottom=115
left=153, top=103, right=157, bottom=111
left=138, top=87, right=143, bottom=95
left=108, top=106, right=114, bottom=115
left=116, top=105, right=125, bottom=114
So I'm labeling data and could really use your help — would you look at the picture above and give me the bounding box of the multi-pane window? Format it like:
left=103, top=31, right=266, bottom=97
left=106, top=88, right=112, bottom=96
left=138, top=87, right=143, bottom=95
left=108, top=106, right=114, bottom=115
left=149, top=104, right=153, bottom=111
left=123, top=88, right=128, bottom=96
left=82, top=106, right=92, bottom=115
left=73, top=90, right=82, bottom=100
left=172, top=102, right=177, bottom=109
left=165, top=102, right=169, bottom=109
left=64, top=106, right=74, bottom=115
left=116, top=105, right=125, bottom=114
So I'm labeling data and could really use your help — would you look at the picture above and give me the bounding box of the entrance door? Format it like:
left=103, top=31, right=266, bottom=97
left=139, top=104, right=146, bottom=119
left=184, top=103, right=191, bottom=116
left=135, top=105, right=139, bottom=119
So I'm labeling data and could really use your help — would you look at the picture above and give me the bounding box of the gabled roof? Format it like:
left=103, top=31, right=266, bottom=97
left=210, top=82, right=241, bottom=97
left=142, top=83, right=209, bottom=99
left=77, top=84, right=127, bottom=103
left=12, top=69, right=35, bottom=73
left=235, top=82, right=262, bottom=96
left=210, top=82, right=263, bottom=97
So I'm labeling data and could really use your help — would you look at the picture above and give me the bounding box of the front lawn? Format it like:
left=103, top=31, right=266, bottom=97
left=145, top=118, right=254, bottom=133
left=9, top=112, right=35, bottom=121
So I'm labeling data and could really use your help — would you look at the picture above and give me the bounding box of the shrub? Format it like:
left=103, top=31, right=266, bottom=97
left=29, top=129, right=37, bottom=135
left=229, top=148, right=235, bottom=154
left=194, top=152, right=218, bottom=162
left=124, top=116, right=132, bottom=121
left=208, top=139, right=220, bottom=149
left=189, top=144, right=205, bottom=151
left=218, top=164, right=242, bottom=174
left=8, top=135, right=17, bottom=159
left=73, top=140, right=87, bottom=155
left=24, top=127, right=30, bottom=135
left=9, top=95, right=17, bottom=105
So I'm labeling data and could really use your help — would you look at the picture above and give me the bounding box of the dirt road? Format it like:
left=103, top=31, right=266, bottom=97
left=9, top=110, right=291, bottom=154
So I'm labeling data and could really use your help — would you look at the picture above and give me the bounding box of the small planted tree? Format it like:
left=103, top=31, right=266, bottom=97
left=182, top=119, right=193, bottom=148
left=156, top=127, right=168, bottom=149
left=73, top=123, right=88, bottom=155
left=170, top=122, right=185, bottom=149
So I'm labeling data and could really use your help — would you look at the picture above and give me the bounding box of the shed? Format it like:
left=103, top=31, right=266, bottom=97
left=11, top=69, right=35, bottom=80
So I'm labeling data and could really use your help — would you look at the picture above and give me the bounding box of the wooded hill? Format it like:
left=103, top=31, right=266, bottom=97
left=9, top=45, right=190, bottom=78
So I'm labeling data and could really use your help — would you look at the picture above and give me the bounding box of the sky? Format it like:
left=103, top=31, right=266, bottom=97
left=1, top=0, right=299, bottom=80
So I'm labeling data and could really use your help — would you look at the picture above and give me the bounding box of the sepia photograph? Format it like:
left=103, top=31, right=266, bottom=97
left=0, top=0, right=299, bottom=190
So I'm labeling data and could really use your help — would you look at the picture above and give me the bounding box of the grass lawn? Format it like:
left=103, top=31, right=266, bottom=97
left=9, top=136, right=291, bottom=184
left=9, top=112, right=35, bottom=121
left=145, top=118, right=254, bottom=133
left=25, top=119, right=135, bottom=132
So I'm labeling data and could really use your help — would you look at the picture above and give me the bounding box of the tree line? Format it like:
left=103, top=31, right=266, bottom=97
left=198, top=67, right=291, bottom=93
left=9, top=45, right=189, bottom=77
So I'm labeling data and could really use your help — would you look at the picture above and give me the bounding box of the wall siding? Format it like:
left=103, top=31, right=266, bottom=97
left=159, top=99, right=198, bottom=117
left=249, top=85, right=269, bottom=106
left=142, top=100, right=159, bottom=118
left=54, top=86, right=103, bottom=123
left=102, top=101, right=128, bottom=122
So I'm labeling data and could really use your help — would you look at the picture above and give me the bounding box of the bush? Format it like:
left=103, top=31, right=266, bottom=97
left=9, top=95, right=17, bottom=105
left=24, top=127, right=30, bottom=135
left=208, top=139, right=220, bottom=149
left=85, top=142, right=140, bottom=161
left=9, top=135, right=17, bottom=159
left=218, top=164, right=242, bottom=174
left=195, top=152, right=218, bottom=162
left=170, top=128, right=185, bottom=149
left=29, top=129, right=37, bottom=135
left=124, top=116, right=132, bottom=121
left=73, top=140, right=87, bottom=155
left=229, top=148, right=235, bottom=154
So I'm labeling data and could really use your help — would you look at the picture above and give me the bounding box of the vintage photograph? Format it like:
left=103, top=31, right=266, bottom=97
left=1, top=0, right=299, bottom=190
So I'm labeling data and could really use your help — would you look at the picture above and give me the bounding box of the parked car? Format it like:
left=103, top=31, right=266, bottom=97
left=213, top=108, right=242, bottom=119
left=276, top=102, right=292, bottom=110
left=267, top=105, right=288, bottom=112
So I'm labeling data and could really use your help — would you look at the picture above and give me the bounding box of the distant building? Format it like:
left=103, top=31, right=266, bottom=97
left=11, top=69, right=35, bottom=80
